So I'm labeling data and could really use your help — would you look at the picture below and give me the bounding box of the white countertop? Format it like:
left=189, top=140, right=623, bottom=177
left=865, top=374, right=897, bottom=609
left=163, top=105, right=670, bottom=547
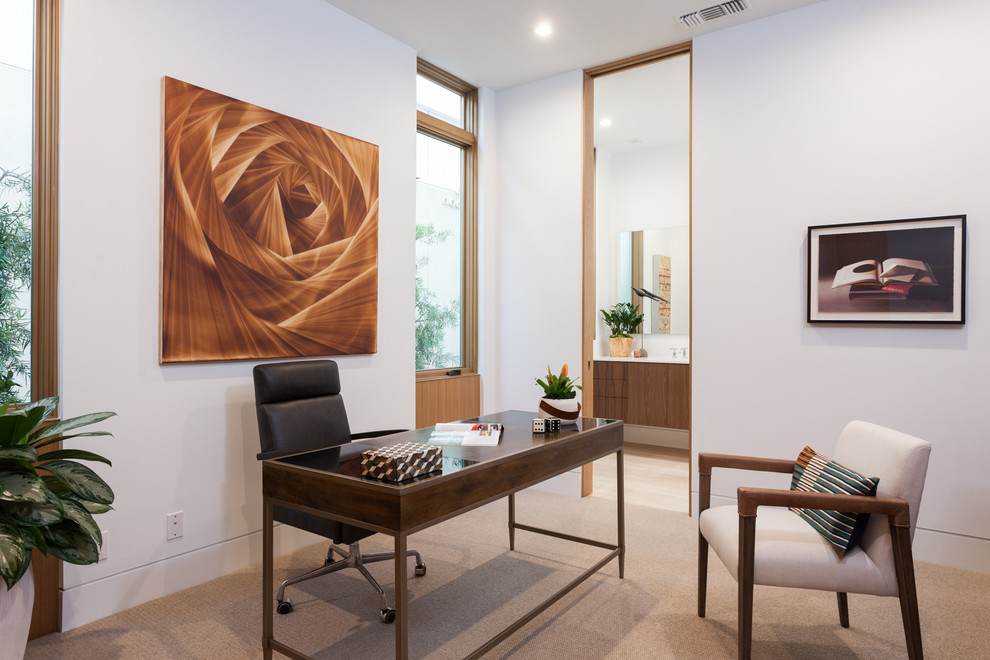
left=594, top=356, right=689, bottom=364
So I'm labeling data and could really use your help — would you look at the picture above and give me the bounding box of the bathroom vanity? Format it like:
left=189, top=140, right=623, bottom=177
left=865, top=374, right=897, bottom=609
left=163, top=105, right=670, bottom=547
left=593, top=357, right=689, bottom=430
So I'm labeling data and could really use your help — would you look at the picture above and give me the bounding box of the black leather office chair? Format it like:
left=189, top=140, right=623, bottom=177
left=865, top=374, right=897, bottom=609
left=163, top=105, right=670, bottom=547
left=253, top=359, right=426, bottom=623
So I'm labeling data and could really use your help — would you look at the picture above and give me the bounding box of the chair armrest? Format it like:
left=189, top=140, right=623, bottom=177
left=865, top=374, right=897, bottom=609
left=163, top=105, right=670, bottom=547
left=698, top=452, right=795, bottom=476
left=352, top=429, right=407, bottom=440
left=736, top=486, right=912, bottom=527
left=257, top=431, right=406, bottom=461
left=257, top=448, right=311, bottom=461
left=697, top=453, right=795, bottom=514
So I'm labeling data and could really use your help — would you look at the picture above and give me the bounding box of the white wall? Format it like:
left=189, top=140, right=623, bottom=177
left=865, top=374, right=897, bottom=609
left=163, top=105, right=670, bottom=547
left=692, top=0, right=990, bottom=572
left=59, top=0, right=416, bottom=628
left=488, top=71, right=585, bottom=413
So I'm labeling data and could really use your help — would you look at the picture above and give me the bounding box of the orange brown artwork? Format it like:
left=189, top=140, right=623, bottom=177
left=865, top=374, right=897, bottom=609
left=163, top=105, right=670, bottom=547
left=161, top=77, right=378, bottom=363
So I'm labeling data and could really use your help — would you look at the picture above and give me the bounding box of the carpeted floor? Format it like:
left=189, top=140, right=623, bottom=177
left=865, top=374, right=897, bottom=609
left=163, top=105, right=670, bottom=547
left=25, top=489, right=990, bottom=659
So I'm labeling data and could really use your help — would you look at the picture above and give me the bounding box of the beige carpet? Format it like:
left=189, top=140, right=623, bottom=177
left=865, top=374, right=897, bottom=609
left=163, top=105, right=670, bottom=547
left=26, top=490, right=990, bottom=659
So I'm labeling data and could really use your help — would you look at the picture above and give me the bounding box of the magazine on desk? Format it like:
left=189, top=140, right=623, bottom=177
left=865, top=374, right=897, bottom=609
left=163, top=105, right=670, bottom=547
left=428, top=423, right=503, bottom=446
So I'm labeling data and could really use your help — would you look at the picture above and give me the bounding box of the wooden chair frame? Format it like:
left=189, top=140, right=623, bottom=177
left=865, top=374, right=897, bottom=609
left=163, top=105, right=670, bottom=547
left=697, top=452, right=923, bottom=660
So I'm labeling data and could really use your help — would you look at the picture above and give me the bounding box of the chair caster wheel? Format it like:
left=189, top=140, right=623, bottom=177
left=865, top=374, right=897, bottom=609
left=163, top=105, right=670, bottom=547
left=276, top=600, right=293, bottom=615
left=380, top=608, right=396, bottom=624
left=415, top=563, right=427, bottom=577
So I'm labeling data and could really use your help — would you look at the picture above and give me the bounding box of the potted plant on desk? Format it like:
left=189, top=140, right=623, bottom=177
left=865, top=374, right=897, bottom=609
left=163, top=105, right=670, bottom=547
left=0, top=396, right=117, bottom=659
left=600, top=302, right=644, bottom=357
left=535, top=363, right=582, bottom=422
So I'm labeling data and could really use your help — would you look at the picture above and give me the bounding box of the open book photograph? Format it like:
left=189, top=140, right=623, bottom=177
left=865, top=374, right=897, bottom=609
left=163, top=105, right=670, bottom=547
left=808, top=215, right=965, bottom=324
left=428, top=422, right=503, bottom=446
left=832, top=258, right=938, bottom=290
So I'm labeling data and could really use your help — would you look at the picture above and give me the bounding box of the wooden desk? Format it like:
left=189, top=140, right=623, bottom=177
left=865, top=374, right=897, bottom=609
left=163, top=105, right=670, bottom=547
left=261, top=410, right=625, bottom=659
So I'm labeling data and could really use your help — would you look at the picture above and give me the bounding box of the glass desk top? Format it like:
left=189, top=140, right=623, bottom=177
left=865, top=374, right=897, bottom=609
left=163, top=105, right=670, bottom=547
left=269, top=409, right=621, bottom=488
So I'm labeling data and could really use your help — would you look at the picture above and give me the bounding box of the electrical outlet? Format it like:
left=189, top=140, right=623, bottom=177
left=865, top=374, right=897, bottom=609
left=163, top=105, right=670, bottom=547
left=167, top=511, right=183, bottom=540
left=99, top=531, right=109, bottom=562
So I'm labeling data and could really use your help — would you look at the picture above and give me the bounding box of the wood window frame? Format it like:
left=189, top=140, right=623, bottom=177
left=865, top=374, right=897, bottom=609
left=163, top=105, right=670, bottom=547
left=27, top=0, right=61, bottom=639
left=32, top=0, right=59, bottom=403
left=416, top=59, right=478, bottom=378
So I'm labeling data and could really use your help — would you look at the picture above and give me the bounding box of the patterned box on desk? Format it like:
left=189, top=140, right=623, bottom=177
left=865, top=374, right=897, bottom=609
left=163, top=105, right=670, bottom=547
left=360, top=442, right=443, bottom=482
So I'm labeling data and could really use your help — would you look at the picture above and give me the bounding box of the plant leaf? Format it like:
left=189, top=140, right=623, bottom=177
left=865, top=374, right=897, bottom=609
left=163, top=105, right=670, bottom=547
left=2, top=495, right=64, bottom=526
left=0, top=521, right=29, bottom=589
left=61, top=500, right=101, bottom=546
left=0, top=405, right=46, bottom=448
left=0, top=445, right=38, bottom=463
left=42, top=460, right=114, bottom=505
left=21, top=525, right=46, bottom=554
left=31, top=430, right=113, bottom=451
left=77, top=500, right=113, bottom=515
left=40, top=522, right=100, bottom=565
left=0, top=469, right=49, bottom=503
left=29, top=411, right=116, bottom=445
left=37, top=448, right=112, bottom=466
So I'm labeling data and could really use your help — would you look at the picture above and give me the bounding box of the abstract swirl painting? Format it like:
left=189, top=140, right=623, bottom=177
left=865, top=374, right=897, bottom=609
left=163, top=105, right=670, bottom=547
left=161, top=77, right=379, bottom=363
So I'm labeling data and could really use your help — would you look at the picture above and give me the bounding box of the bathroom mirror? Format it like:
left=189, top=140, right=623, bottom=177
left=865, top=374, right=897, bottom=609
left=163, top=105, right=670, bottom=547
left=594, top=52, right=690, bottom=337
left=617, top=227, right=690, bottom=334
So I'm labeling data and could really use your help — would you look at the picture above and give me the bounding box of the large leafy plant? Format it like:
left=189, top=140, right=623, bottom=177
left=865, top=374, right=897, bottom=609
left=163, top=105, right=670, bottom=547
left=0, top=397, right=116, bottom=589
left=600, top=302, right=645, bottom=338
left=535, top=363, right=581, bottom=400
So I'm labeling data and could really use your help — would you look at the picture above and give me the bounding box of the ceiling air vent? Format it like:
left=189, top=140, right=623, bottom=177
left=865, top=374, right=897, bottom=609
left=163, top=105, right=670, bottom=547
left=679, top=0, right=749, bottom=29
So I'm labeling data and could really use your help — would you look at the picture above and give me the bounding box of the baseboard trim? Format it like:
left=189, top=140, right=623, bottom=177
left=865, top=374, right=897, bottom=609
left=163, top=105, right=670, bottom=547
left=692, top=492, right=990, bottom=574
left=61, top=524, right=321, bottom=631
left=624, top=424, right=689, bottom=450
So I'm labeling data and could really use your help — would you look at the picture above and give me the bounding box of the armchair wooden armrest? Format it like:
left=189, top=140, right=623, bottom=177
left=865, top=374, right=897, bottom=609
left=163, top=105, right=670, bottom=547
left=698, top=452, right=795, bottom=476
left=698, top=452, right=795, bottom=513
left=736, top=487, right=912, bottom=527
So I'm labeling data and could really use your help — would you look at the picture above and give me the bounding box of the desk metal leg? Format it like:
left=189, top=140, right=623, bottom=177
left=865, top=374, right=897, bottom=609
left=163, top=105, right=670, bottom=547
left=394, top=533, right=409, bottom=660
left=263, top=499, right=273, bottom=660
left=508, top=493, right=516, bottom=550
left=616, top=448, right=625, bottom=578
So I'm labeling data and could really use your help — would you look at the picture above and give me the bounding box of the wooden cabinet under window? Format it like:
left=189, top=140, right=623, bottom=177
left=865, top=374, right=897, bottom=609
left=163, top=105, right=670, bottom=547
left=593, top=361, right=689, bottom=430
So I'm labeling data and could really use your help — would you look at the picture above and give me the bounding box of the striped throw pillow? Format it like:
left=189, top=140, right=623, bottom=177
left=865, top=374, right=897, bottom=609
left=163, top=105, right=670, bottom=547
left=790, top=446, right=879, bottom=557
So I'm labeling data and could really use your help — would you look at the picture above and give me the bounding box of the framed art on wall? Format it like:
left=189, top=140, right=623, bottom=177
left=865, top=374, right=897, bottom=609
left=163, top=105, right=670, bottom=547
left=160, top=77, right=380, bottom=363
left=807, top=215, right=966, bottom=324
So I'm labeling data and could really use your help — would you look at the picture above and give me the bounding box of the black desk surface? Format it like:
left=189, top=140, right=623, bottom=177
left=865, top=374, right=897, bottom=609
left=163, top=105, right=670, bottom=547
left=269, top=409, right=621, bottom=490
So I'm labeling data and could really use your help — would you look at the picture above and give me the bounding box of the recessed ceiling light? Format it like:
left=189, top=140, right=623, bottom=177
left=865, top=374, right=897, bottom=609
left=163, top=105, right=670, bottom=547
left=599, top=118, right=613, bottom=127
left=534, top=22, right=553, bottom=37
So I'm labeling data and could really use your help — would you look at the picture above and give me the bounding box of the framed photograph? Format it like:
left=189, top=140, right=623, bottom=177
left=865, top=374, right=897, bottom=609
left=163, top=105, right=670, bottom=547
left=808, top=215, right=966, bottom=324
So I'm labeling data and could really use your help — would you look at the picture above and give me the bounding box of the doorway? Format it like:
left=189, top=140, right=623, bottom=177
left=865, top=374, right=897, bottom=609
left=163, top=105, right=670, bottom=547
left=581, top=43, right=692, bottom=511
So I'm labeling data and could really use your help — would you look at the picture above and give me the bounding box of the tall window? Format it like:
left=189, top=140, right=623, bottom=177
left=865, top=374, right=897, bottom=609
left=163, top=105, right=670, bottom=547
left=0, top=0, right=58, bottom=403
left=0, top=0, right=35, bottom=398
left=415, top=60, right=477, bottom=373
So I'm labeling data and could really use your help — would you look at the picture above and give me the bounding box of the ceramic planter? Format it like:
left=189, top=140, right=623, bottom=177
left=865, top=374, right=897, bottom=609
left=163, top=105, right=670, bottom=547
left=608, top=336, right=633, bottom=357
left=0, top=566, right=34, bottom=660
left=538, top=397, right=581, bottom=421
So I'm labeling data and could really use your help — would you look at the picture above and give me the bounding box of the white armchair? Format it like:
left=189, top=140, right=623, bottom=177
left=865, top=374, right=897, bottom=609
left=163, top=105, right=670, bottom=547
left=697, top=420, right=931, bottom=659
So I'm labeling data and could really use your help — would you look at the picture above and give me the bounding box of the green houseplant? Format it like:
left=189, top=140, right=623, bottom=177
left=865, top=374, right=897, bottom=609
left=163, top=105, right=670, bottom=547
left=0, top=397, right=116, bottom=590
left=535, top=363, right=582, bottom=421
left=600, top=302, right=644, bottom=357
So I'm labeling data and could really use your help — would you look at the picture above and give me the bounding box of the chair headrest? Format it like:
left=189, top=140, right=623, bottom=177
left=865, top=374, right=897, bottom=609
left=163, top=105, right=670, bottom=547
left=253, top=360, right=341, bottom=405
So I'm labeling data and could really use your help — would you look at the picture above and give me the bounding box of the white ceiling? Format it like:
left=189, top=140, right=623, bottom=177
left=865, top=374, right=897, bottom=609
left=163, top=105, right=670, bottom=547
left=324, top=0, right=825, bottom=90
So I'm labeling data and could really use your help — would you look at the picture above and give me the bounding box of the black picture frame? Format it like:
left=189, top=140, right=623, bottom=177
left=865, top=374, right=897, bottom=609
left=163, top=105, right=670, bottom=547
left=808, top=215, right=966, bottom=324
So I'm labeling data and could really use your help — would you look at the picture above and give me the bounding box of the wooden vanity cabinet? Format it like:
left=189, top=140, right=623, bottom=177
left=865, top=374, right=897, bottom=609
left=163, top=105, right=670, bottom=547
left=593, top=360, right=689, bottom=430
